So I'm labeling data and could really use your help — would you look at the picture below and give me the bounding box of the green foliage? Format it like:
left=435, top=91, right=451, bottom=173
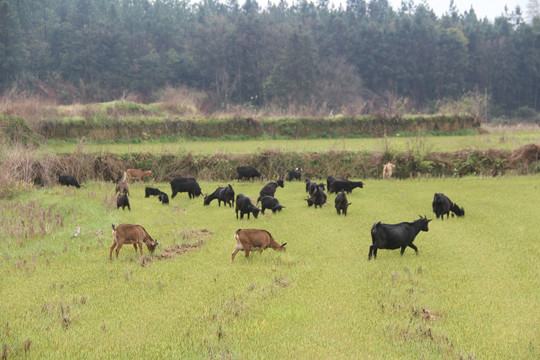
left=0, top=178, right=538, bottom=358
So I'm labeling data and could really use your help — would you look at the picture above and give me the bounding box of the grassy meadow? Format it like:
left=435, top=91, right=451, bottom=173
left=1, top=176, right=538, bottom=358
left=43, top=128, right=540, bottom=155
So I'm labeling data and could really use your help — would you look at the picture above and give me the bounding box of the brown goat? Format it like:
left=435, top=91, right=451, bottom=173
left=383, top=162, right=395, bottom=180
left=232, top=229, right=286, bottom=261
left=110, top=224, right=159, bottom=259
left=125, top=169, right=153, bottom=181
left=115, top=180, right=130, bottom=195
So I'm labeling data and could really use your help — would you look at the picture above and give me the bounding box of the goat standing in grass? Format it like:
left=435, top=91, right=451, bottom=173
left=232, top=229, right=286, bottom=261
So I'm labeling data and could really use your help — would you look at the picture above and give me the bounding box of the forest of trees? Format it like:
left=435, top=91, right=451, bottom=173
left=1, top=0, right=540, bottom=116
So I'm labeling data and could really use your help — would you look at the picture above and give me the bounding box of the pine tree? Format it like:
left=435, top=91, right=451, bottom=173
left=0, top=0, right=26, bottom=86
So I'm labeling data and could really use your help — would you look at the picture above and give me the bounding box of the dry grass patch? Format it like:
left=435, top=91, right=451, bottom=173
left=0, top=92, right=58, bottom=123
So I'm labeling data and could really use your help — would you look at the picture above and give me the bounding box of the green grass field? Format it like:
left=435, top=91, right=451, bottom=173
left=43, top=129, right=540, bottom=155
left=1, top=177, right=538, bottom=358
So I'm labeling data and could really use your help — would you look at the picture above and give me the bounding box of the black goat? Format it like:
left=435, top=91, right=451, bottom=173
left=59, top=174, right=81, bottom=188
left=235, top=194, right=261, bottom=219
left=334, top=191, right=351, bottom=215
left=170, top=177, right=202, bottom=199
left=145, top=187, right=162, bottom=198
left=204, top=185, right=235, bottom=207
left=368, top=216, right=432, bottom=260
left=260, top=196, right=285, bottom=214
left=117, top=194, right=131, bottom=210
left=327, top=175, right=344, bottom=192
left=257, top=179, right=284, bottom=203
left=329, top=179, right=364, bottom=194
left=237, top=166, right=262, bottom=181
left=286, top=168, right=302, bottom=181
left=158, top=192, right=169, bottom=205
left=432, top=193, right=465, bottom=220
left=308, top=182, right=325, bottom=196
left=306, top=185, right=327, bottom=208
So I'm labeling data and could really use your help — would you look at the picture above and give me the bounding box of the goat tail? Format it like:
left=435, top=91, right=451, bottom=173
left=234, top=229, right=242, bottom=243
left=112, top=223, right=116, bottom=232
left=371, top=221, right=381, bottom=235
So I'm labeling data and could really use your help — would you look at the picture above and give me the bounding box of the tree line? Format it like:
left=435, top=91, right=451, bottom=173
left=1, top=0, right=539, bottom=116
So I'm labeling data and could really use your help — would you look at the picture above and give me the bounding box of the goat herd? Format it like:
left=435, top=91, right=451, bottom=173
left=57, top=165, right=465, bottom=261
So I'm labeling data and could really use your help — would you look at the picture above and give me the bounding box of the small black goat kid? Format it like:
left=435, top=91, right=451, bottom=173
left=158, top=192, right=169, bottom=205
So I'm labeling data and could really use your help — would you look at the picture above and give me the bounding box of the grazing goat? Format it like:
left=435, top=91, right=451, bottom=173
left=237, top=166, right=262, bottom=181
left=204, top=185, right=235, bottom=207
left=257, top=179, right=284, bottom=203
left=115, top=180, right=130, bottom=196
left=59, top=174, right=81, bottom=188
left=232, top=228, right=286, bottom=261
left=170, top=177, right=202, bottom=199
left=145, top=187, right=162, bottom=198
left=110, top=224, right=158, bottom=259
left=329, top=179, right=364, bottom=194
left=158, top=192, right=169, bottom=204
left=260, top=196, right=285, bottom=214
left=286, top=168, right=302, bottom=181
left=432, top=193, right=465, bottom=220
left=125, top=169, right=153, bottom=181
left=117, top=194, right=131, bottom=210
left=383, top=162, right=395, bottom=180
left=235, top=194, right=261, bottom=219
left=334, top=191, right=351, bottom=215
left=368, top=216, right=432, bottom=260
left=306, top=184, right=327, bottom=208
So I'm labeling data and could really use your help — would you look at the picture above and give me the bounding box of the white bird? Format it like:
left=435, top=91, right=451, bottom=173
left=93, top=229, right=103, bottom=236
left=72, top=226, right=81, bottom=238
